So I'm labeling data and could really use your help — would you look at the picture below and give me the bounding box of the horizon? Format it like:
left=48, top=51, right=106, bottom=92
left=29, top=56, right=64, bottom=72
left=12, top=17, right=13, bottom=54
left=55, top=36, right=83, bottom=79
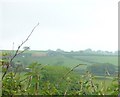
left=1, top=48, right=118, bottom=52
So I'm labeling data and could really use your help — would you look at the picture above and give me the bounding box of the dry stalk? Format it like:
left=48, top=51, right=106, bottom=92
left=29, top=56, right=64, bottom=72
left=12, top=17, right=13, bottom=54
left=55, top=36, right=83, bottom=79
left=2, top=23, right=39, bottom=80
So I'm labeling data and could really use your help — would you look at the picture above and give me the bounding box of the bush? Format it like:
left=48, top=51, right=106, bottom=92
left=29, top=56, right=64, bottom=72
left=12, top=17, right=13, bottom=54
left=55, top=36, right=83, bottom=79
left=86, top=63, right=117, bottom=76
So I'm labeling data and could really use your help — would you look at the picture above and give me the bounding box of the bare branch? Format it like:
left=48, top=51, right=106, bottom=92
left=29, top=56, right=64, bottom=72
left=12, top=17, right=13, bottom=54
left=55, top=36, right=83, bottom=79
left=2, top=23, right=39, bottom=80
left=18, top=22, right=39, bottom=48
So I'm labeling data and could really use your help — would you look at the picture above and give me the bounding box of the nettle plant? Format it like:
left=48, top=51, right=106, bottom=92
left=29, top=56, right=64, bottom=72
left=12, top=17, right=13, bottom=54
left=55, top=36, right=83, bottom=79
left=0, top=23, right=119, bottom=96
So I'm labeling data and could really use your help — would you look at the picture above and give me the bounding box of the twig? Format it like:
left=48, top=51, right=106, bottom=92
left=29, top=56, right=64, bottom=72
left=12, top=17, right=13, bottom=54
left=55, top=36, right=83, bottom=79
left=2, top=23, right=39, bottom=80
left=57, top=64, right=86, bottom=84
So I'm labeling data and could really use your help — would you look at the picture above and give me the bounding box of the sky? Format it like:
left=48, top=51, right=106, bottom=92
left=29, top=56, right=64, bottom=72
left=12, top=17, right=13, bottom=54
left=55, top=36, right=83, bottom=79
left=0, top=0, right=119, bottom=52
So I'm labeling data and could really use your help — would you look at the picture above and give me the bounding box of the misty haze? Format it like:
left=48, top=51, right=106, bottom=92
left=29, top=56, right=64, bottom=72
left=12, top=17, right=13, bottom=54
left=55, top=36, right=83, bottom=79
left=0, top=0, right=119, bottom=96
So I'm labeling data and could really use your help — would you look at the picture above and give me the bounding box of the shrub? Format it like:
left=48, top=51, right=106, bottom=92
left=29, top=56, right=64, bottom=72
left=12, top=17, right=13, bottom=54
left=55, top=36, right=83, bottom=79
left=86, top=63, right=117, bottom=76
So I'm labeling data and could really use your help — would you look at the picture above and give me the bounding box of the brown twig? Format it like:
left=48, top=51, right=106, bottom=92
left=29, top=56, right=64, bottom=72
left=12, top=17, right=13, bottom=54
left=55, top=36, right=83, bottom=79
left=2, top=23, right=39, bottom=80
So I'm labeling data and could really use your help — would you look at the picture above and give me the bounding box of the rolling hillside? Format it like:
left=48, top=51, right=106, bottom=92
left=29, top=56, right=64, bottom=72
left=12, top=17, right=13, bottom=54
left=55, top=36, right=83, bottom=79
left=10, top=50, right=118, bottom=70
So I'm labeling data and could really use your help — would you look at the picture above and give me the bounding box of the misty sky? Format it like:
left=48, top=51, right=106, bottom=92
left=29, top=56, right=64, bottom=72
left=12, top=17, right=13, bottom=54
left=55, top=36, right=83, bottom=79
left=0, top=0, right=118, bottom=51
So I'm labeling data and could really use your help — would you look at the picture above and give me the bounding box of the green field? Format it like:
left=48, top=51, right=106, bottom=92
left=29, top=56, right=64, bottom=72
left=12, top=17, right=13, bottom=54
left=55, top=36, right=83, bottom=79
left=13, top=51, right=118, bottom=65
left=1, top=50, right=118, bottom=95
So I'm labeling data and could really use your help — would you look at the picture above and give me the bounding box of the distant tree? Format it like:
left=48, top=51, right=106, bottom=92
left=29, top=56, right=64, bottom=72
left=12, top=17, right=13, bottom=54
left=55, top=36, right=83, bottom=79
left=84, top=48, right=93, bottom=54
left=23, top=46, right=30, bottom=50
left=56, top=49, right=64, bottom=53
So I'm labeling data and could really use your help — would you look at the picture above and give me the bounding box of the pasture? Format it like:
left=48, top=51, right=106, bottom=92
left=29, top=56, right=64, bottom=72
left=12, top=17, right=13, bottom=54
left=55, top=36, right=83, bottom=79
left=1, top=50, right=118, bottom=95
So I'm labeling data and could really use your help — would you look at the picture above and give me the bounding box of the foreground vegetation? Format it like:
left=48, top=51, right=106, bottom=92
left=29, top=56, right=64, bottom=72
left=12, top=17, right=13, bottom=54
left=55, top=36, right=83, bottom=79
left=1, top=52, right=119, bottom=96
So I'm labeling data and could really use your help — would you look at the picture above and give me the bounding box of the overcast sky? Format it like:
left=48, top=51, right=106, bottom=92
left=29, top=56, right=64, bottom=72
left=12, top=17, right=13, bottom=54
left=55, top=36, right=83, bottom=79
left=0, top=0, right=118, bottom=51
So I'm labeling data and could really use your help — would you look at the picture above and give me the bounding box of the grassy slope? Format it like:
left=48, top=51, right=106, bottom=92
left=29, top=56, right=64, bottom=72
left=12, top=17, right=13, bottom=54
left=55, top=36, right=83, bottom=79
left=12, top=50, right=118, bottom=70
left=73, top=55, right=118, bottom=65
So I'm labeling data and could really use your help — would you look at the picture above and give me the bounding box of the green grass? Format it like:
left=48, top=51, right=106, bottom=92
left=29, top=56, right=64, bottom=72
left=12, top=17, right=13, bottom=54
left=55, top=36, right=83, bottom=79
left=12, top=51, right=118, bottom=73
left=73, top=55, right=118, bottom=65
left=4, top=50, right=118, bottom=68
